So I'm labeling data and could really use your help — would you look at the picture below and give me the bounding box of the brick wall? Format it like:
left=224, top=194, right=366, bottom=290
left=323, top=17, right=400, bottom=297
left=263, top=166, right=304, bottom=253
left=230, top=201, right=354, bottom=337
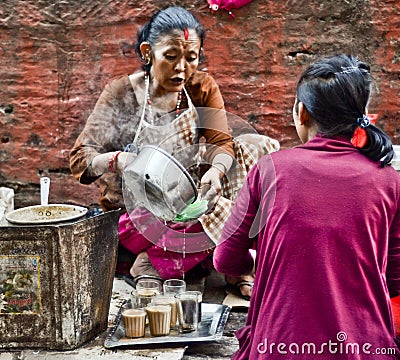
left=0, top=0, right=399, bottom=208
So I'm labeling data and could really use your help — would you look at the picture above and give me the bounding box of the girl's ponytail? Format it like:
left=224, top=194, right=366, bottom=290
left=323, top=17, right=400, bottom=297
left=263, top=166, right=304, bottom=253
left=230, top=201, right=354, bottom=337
left=359, top=123, right=394, bottom=167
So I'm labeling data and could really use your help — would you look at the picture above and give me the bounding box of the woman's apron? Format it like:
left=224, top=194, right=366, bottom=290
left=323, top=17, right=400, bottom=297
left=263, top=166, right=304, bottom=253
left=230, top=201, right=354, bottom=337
left=119, top=76, right=280, bottom=279
left=119, top=82, right=214, bottom=279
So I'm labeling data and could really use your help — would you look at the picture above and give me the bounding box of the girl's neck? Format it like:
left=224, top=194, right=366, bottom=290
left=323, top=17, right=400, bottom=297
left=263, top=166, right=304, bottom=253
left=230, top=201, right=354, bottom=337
left=305, top=125, right=318, bottom=142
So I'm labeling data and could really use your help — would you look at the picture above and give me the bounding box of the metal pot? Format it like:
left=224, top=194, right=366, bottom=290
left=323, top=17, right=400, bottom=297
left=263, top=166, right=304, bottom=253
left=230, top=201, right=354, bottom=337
left=5, top=177, right=88, bottom=225
left=123, top=145, right=197, bottom=221
left=5, top=204, right=88, bottom=225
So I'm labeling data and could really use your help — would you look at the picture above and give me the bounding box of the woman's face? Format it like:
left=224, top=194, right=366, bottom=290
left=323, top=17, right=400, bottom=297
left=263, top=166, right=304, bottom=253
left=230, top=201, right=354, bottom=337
left=149, top=29, right=201, bottom=94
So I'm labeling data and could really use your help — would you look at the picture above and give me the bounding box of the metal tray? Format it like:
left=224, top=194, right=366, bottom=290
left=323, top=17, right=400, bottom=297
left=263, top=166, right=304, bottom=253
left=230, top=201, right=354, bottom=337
left=104, top=303, right=231, bottom=348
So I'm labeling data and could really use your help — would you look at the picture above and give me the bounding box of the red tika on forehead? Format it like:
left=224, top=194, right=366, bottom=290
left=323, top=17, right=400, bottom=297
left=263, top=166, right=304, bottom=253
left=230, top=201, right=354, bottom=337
left=183, top=28, right=189, bottom=40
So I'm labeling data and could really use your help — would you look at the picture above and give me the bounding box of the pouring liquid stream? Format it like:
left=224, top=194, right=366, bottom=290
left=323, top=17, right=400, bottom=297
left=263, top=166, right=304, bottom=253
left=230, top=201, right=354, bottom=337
left=164, top=220, right=167, bottom=251
left=182, top=228, right=186, bottom=281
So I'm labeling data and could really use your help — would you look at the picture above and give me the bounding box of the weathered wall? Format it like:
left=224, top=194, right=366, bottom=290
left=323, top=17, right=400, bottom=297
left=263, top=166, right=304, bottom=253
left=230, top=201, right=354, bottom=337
left=0, top=0, right=399, bottom=208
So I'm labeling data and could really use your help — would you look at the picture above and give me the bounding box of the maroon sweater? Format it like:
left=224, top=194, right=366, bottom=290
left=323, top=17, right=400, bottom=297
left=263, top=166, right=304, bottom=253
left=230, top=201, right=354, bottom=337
left=214, top=135, right=400, bottom=360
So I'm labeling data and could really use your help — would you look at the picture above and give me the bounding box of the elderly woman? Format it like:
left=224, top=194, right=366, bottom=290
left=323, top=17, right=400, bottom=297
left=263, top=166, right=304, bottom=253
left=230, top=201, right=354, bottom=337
left=70, top=6, right=278, bottom=298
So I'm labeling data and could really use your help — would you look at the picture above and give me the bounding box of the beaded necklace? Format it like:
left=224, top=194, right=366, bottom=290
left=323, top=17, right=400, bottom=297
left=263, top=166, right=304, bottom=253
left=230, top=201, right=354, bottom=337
left=133, top=73, right=184, bottom=145
left=144, top=73, right=183, bottom=124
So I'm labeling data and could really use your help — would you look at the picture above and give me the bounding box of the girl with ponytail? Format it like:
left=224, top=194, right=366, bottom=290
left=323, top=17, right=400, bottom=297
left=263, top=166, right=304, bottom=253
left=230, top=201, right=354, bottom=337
left=295, top=53, right=394, bottom=165
left=214, top=54, right=400, bottom=359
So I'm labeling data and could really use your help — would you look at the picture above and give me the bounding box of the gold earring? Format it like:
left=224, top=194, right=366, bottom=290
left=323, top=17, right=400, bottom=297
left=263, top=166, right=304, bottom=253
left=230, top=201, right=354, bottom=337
left=144, top=52, right=151, bottom=65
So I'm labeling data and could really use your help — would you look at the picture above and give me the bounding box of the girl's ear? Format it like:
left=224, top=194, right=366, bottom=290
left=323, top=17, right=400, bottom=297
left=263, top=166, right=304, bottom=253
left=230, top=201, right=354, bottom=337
left=139, top=42, right=151, bottom=59
left=298, top=102, right=311, bottom=126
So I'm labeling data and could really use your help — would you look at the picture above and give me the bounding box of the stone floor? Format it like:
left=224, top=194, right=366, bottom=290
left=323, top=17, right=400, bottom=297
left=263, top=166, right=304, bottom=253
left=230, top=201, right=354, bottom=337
left=0, top=270, right=248, bottom=360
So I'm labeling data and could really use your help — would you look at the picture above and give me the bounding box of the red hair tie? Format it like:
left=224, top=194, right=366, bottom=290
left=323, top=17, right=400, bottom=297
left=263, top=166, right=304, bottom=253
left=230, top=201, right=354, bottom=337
left=351, top=127, right=368, bottom=148
left=350, top=114, right=377, bottom=148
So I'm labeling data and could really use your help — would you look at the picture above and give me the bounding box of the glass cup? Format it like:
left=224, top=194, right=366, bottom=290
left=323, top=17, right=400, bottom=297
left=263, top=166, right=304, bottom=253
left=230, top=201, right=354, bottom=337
left=175, top=291, right=199, bottom=333
left=135, top=279, right=162, bottom=308
left=185, top=290, right=202, bottom=324
left=163, top=279, right=186, bottom=295
left=146, top=305, right=171, bottom=336
left=150, top=294, right=178, bottom=329
left=122, top=308, right=146, bottom=338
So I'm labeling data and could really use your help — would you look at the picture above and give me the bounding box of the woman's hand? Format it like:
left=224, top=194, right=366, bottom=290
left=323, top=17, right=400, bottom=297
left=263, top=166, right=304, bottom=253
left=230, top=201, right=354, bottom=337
left=90, top=152, right=136, bottom=177
left=114, top=152, right=136, bottom=175
left=199, top=153, right=233, bottom=212
left=200, top=167, right=223, bottom=212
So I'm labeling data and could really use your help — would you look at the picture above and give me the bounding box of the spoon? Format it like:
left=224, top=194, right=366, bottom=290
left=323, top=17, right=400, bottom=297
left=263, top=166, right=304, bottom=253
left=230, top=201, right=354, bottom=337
left=40, top=177, right=50, bottom=206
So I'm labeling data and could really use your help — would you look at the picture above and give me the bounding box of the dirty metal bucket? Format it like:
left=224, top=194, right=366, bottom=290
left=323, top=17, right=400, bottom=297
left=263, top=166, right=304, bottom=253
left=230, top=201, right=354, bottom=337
left=0, top=208, right=120, bottom=350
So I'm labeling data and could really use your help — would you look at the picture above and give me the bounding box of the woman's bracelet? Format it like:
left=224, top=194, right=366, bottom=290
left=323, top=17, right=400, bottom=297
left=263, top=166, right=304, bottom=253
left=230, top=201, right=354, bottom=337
left=108, top=151, right=122, bottom=173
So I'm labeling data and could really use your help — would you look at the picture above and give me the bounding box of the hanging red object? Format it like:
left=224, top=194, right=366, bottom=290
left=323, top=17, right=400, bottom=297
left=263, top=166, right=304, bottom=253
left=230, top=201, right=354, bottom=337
left=366, top=113, right=378, bottom=125
left=207, top=0, right=254, bottom=17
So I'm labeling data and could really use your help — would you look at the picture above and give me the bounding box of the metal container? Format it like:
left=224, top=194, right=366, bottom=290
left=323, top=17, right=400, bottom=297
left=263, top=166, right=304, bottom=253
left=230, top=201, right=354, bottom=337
left=5, top=204, right=88, bottom=225
left=0, top=209, right=119, bottom=350
left=123, top=145, right=197, bottom=221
